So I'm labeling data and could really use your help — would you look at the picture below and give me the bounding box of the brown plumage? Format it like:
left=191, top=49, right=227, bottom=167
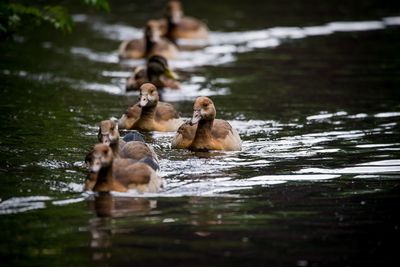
left=85, top=120, right=160, bottom=191
left=172, top=96, right=242, bottom=151
left=119, top=83, right=184, bottom=132
left=85, top=144, right=163, bottom=193
left=118, top=20, right=178, bottom=60
left=163, top=0, right=208, bottom=44
left=97, top=119, right=159, bottom=162
left=126, top=55, right=180, bottom=92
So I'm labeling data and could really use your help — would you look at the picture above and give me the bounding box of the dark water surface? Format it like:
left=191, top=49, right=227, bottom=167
left=1, top=0, right=400, bottom=266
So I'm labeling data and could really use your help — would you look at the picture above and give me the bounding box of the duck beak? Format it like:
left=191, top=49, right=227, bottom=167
left=164, top=67, right=179, bottom=80
left=139, top=95, right=149, bottom=107
left=171, top=11, right=182, bottom=24
left=90, top=162, right=101, bottom=173
left=101, top=134, right=111, bottom=145
left=150, top=30, right=161, bottom=43
left=190, top=110, right=201, bottom=125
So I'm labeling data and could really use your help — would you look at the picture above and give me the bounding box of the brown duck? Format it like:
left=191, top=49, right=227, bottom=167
left=85, top=144, right=163, bottom=193
left=126, top=55, right=180, bottom=92
left=172, top=96, right=241, bottom=151
left=118, top=20, right=178, bottom=59
left=97, top=119, right=159, bottom=162
left=118, top=83, right=184, bottom=132
left=162, top=0, right=208, bottom=44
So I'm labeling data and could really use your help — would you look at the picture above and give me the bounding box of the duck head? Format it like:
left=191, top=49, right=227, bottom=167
left=147, top=55, right=179, bottom=82
left=166, top=0, right=183, bottom=24
left=190, top=96, right=216, bottom=125
left=145, top=20, right=162, bottom=43
left=86, top=144, right=114, bottom=173
left=98, top=120, right=119, bottom=145
left=138, top=83, right=159, bottom=108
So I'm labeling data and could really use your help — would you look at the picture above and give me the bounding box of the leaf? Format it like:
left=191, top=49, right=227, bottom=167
left=0, top=0, right=110, bottom=37
left=83, top=0, right=110, bottom=12
left=43, top=6, right=74, bottom=33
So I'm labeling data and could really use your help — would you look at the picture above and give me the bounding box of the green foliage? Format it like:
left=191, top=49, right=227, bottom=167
left=84, top=0, right=110, bottom=12
left=0, top=0, right=110, bottom=38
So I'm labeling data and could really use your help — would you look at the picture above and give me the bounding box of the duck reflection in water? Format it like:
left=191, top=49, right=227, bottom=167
left=88, top=193, right=157, bottom=218
left=87, top=193, right=157, bottom=261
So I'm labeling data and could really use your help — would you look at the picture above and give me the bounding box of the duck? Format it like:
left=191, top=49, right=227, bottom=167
left=85, top=144, right=163, bottom=193
left=162, top=0, right=208, bottom=44
left=97, top=119, right=159, bottom=164
left=126, top=55, right=180, bottom=92
left=118, top=83, right=184, bottom=132
left=172, top=96, right=242, bottom=151
left=85, top=120, right=160, bottom=191
left=118, top=20, right=178, bottom=60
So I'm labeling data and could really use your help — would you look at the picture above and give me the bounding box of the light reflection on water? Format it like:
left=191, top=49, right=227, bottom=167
left=4, top=15, right=397, bottom=98
left=1, top=2, right=400, bottom=266
left=2, top=108, right=399, bottom=214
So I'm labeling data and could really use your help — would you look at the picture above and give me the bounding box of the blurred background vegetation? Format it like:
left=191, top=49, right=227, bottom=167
left=0, top=0, right=110, bottom=39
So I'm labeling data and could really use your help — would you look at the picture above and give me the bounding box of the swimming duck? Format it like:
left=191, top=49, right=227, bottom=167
left=126, top=55, right=180, bottom=92
left=85, top=144, right=163, bottom=193
left=119, top=83, right=184, bottom=132
left=172, top=96, right=241, bottom=151
left=97, top=119, right=159, bottom=164
left=163, top=0, right=208, bottom=44
left=118, top=20, right=178, bottom=60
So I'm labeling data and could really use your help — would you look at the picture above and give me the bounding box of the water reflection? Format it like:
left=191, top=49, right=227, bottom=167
left=0, top=196, right=50, bottom=215
left=5, top=15, right=397, bottom=98
left=1, top=1, right=400, bottom=266
left=0, top=106, right=397, bottom=214
left=87, top=193, right=157, bottom=218
left=86, top=194, right=157, bottom=261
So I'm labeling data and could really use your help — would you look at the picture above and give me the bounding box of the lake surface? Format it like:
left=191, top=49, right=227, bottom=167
left=1, top=0, right=400, bottom=266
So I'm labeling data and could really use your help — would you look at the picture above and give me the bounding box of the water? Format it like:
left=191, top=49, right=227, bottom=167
left=1, top=0, right=400, bottom=266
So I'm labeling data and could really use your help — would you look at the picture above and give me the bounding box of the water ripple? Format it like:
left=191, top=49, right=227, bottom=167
left=77, top=16, right=400, bottom=71
left=0, top=196, right=51, bottom=215
left=297, top=159, right=400, bottom=174
left=55, top=15, right=400, bottom=98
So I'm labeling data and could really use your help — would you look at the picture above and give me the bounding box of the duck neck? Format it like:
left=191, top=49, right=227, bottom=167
left=140, top=103, right=157, bottom=120
left=194, top=119, right=213, bottom=142
left=109, top=142, right=120, bottom=158
left=96, top=163, right=114, bottom=186
left=167, top=17, right=177, bottom=30
left=137, top=104, right=157, bottom=127
left=166, top=19, right=178, bottom=44
left=145, top=35, right=155, bottom=55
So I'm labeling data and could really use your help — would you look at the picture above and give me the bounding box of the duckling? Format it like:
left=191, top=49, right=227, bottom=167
left=118, top=20, right=178, bottom=60
left=119, top=83, right=184, bottom=132
left=84, top=150, right=160, bottom=191
left=97, top=120, right=159, bottom=164
left=126, top=55, right=180, bottom=92
left=163, top=0, right=208, bottom=44
left=86, top=144, right=163, bottom=193
left=171, top=117, right=236, bottom=150
left=172, top=96, right=241, bottom=151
